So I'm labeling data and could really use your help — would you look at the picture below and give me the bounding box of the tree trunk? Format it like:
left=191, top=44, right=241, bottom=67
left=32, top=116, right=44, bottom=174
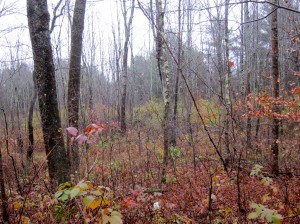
left=271, top=0, right=280, bottom=176
left=27, top=83, right=37, bottom=160
left=244, top=0, right=252, bottom=152
left=27, top=0, right=70, bottom=188
left=224, top=0, right=231, bottom=165
left=0, top=141, right=9, bottom=222
left=155, top=0, right=171, bottom=183
left=120, top=0, right=135, bottom=133
left=169, top=0, right=182, bottom=147
left=67, top=0, right=86, bottom=176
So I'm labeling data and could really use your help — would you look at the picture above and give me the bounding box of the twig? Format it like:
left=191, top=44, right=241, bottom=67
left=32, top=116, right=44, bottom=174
left=87, top=151, right=100, bottom=177
left=1, top=108, right=23, bottom=195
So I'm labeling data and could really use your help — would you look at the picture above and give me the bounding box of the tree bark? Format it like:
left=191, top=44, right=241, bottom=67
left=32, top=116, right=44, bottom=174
left=67, top=0, right=86, bottom=175
left=155, top=0, right=171, bottom=183
left=27, top=0, right=70, bottom=188
left=224, top=0, right=232, bottom=165
left=27, top=83, right=37, bottom=160
left=169, top=0, right=182, bottom=147
left=0, top=141, right=9, bottom=222
left=271, top=0, right=280, bottom=176
left=120, top=0, right=135, bottom=133
left=244, top=0, right=252, bottom=152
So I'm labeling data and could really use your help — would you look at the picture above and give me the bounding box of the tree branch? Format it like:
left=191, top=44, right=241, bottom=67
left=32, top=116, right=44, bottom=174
left=50, top=0, right=67, bottom=34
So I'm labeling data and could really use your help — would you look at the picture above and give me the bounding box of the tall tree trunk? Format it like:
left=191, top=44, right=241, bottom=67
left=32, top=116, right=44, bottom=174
left=224, top=0, right=232, bottom=165
left=155, top=0, right=171, bottom=183
left=271, top=0, right=280, bottom=176
left=67, top=0, right=86, bottom=175
left=120, top=0, right=135, bottom=133
left=27, top=0, right=70, bottom=188
left=112, top=21, right=121, bottom=121
left=170, top=0, right=182, bottom=147
left=244, top=0, right=252, bottom=152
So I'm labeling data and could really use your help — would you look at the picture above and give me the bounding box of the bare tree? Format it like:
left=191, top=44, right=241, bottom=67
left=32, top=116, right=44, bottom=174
left=27, top=0, right=70, bottom=188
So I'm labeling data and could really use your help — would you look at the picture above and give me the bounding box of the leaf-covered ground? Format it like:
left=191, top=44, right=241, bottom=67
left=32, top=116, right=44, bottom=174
left=2, top=128, right=300, bottom=224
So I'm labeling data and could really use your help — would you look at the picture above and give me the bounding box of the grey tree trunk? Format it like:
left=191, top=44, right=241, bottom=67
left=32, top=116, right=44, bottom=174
left=224, top=0, right=232, bottom=165
left=27, top=0, right=70, bottom=188
left=271, top=0, right=280, bottom=176
left=155, top=0, right=171, bottom=183
left=244, top=0, right=252, bottom=152
left=67, top=0, right=86, bottom=175
left=169, top=0, right=182, bottom=148
left=120, top=0, right=135, bottom=133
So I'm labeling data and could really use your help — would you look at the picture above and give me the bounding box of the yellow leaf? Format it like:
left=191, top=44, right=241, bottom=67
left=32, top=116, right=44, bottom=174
left=212, top=176, right=219, bottom=182
left=89, top=199, right=102, bottom=210
left=262, top=194, right=270, bottom=203
left=21, top=216, right=30, bottom=224
left=57, top=182, right=72, bottom=191
left=13, top=202, right=21, bottom=210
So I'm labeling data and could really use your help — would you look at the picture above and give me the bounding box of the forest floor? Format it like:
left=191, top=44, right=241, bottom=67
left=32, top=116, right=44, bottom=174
left=1, top=126, right=300, bottom=223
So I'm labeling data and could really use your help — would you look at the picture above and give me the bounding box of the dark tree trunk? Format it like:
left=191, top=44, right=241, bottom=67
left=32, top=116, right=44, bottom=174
left=67, top=0, right=86, bottom=175
left=271, top=0, right=280, bottom=176
left=27, top=83, right=37, bottom=160
left=0, top=113, right=9, bottom=222
left=27, top=0, right=70, bottom=188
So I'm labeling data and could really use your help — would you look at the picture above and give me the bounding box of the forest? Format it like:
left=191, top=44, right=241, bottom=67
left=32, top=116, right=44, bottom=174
left=0, top=0, right=299, bottom=223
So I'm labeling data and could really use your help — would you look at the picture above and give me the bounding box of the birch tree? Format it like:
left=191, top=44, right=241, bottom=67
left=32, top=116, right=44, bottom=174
left=155, top=0, right=171, bottom=182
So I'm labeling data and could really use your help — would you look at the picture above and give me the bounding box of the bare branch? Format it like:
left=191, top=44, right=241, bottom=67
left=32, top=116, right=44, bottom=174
left=50, top=0, right=67, bottom=34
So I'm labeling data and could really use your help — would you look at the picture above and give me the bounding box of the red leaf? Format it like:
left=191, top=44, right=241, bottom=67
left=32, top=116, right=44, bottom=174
left=291, top=37, right=299, bottom=43
left=84, top=123, right=105, bottom=136
left=228, top=61, right=234, bottom=68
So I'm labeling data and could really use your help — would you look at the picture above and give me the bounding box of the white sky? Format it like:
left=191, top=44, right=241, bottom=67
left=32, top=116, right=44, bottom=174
left=0, top=0, right=152, bottom=68
left=0, top=0, right=244, bottom=70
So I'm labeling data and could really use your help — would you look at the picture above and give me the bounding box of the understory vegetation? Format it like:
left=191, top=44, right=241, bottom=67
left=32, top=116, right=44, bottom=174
left=1, top=96, right=299, bottom=223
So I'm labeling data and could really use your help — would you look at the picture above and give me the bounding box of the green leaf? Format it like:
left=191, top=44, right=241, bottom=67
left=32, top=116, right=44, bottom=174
left=83, top=195, right=95, bottom=207
left=70, top=187, right=80, bottom=199
left=59, top=193, right=69, bottom=201
left=109, top=214, right=123, bottom=224
left=102, top=210, right=123, bottom=224
left=250, top=202, right=259, bottom=209
left=78, top=182, right=89, bottom=190
left=265, top=213, right=273, bottom=222
left=54, top=191, right=64, bottom=199
left=248, top=212, right=259, bottom=219
left=91, top=190, right=102, bottom=196
left=272, top=214, right=282, bottom=224
left=64, top=189, right=71, bottom=195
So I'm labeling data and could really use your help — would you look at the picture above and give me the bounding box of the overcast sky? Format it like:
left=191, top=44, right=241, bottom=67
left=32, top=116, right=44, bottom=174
left=0, top=0, right=244, bottom=71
